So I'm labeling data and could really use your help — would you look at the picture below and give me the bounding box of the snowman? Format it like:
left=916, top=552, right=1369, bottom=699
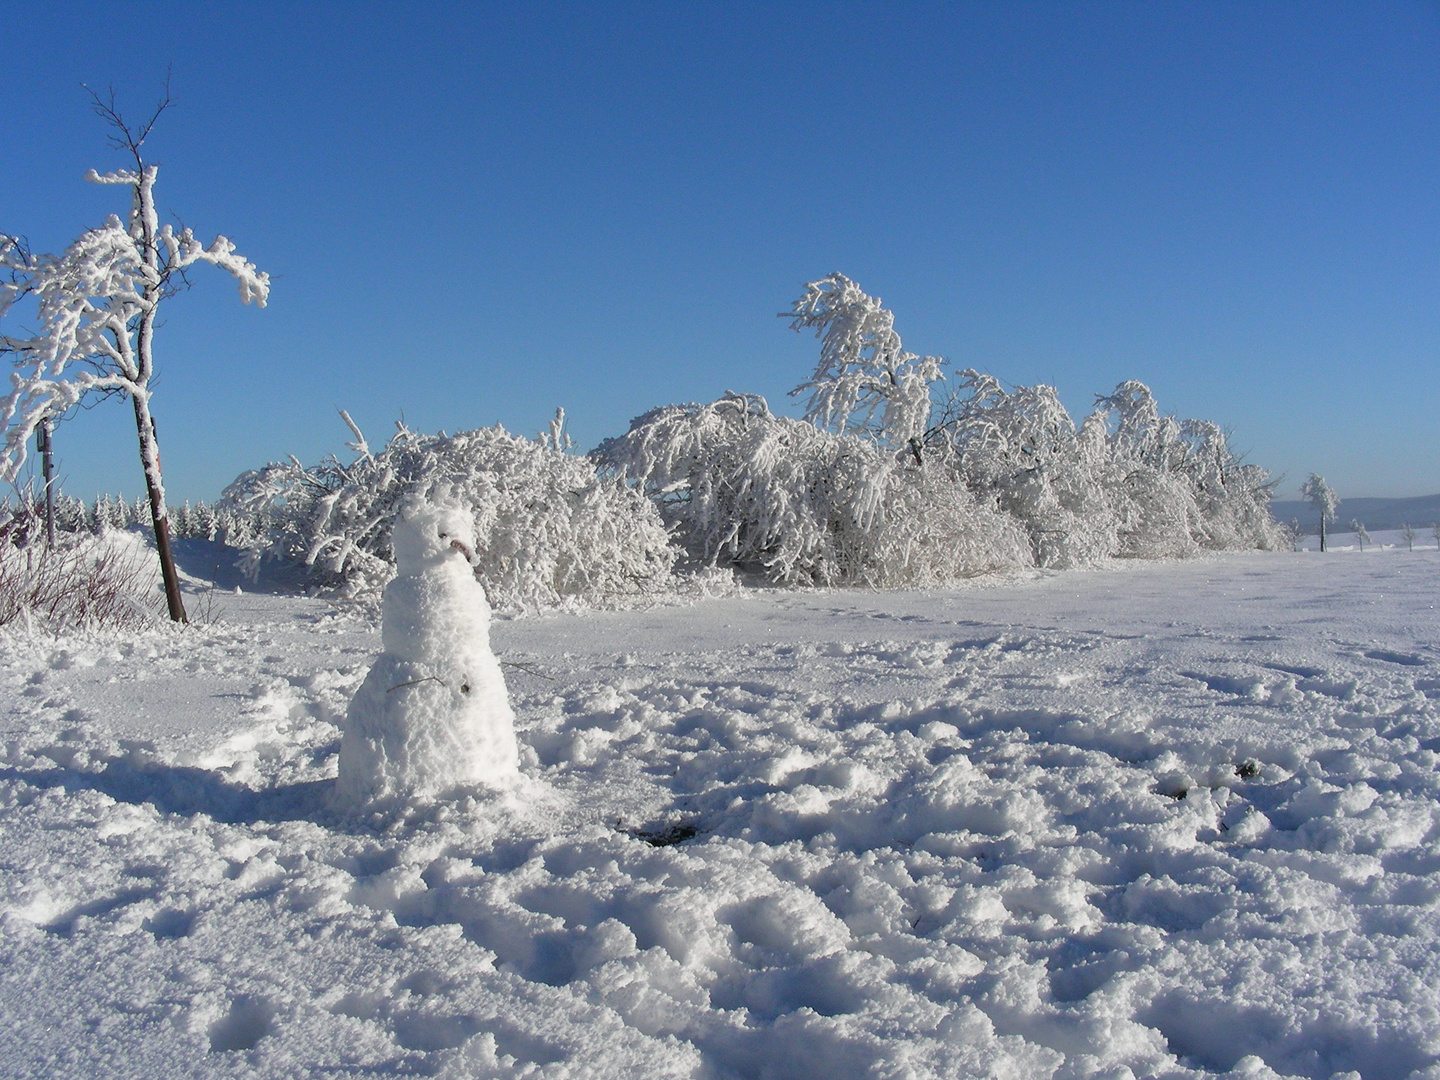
left=335, top=493, right=518, bottom=809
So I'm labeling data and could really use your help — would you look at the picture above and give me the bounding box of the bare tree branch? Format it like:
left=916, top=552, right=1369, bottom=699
left=83, top=68, right=175, bottom=164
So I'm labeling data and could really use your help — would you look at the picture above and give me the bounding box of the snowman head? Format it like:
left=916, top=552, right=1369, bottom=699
left=391, top=493, right=476, bottom=575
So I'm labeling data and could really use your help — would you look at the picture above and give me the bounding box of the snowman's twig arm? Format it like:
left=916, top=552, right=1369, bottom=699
left=386, top=676, right=446, bottom=693
left=501, top=661, right=555, bottom=681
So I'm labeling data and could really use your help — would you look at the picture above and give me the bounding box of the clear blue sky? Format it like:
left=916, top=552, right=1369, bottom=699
left=3, top=1, right=1437, bottom=504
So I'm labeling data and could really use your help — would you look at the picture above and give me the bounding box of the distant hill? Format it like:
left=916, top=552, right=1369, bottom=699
left=1270, top=494, right=1440, bottom=533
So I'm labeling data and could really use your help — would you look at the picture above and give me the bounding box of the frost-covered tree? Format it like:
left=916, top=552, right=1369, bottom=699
left=0, top=87, right=269, bottom=621
left=53, top=495, right=88, bottom=535
left=1300, top=475, right=1339, bottom=552
left=785, top=274, right=943, bottom=463
left=1350, top=519, right=1370, bottom=551
left=1400, top=522, right=1416, bottom=551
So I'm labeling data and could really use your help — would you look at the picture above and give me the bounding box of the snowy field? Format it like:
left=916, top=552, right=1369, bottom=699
left=0, top=539, right=1437, bottom=1080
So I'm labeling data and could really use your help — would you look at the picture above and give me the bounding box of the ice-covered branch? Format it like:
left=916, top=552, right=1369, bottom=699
left=161, top=226, right=270, bottom=306
left=786, top=273, right=942, bottom=455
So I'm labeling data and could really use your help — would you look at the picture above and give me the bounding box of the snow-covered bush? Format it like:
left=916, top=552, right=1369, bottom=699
left=1166, top=421, right=1282, bottom=553
left=1094, top=382, right=1284, bottom=556
left=932, top=371, right=1119, bottom=568
left=595, top=393, right=1031, bottom=586
left=221, top=413, right=677, bottom=612
left=600, top=275, right=1282, bottom=584
left=927, top=373, right=1283, bottom=565
left=778, top=275, right=1284, bottom=570
left=0, top=533, right=154, bottom=631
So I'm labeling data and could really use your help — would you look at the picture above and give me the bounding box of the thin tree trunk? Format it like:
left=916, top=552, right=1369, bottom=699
left=133, top=398, right=187, bottom=623
left=1319, top=516, right=1326, bottom=553
left=129, top=164, right=186, bottom=625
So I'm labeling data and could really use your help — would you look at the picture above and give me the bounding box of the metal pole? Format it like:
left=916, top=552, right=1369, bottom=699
left=38, top=418, right=55, bottom=549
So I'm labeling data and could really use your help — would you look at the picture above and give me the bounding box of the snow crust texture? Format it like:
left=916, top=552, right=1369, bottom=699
left=336, top=502, right=518, bottom=808
left=0, top=546, right=1437, bottom=1079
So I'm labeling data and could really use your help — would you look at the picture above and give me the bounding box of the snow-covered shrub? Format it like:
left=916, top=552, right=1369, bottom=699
left=1169, top=423, right=1281, bottom=552
left=927, top=373, right=1283, bottom=565
left=931, top=371, right=1119, bottom=568
left=599, top=275, right=1283, bottom=586
left=595, top=393, right=1031, bottom=586
left=221, top=414, right=677, bottom=612
left=0, top=533, right=154, bottom=631
left=1096, top=383, right=1284, bottom=555
left=52, top=495, right=90, bottom=535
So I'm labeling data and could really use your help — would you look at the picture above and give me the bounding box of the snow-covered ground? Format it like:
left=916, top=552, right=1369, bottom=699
left=1, top=541, right=1437, bottom=1080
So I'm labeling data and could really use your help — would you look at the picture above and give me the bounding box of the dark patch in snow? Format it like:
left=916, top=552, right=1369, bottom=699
left=208, top=995, right=274, bottom=1052
left=1265, top=662, right=1326, bottom=678
left=143, top=907, right=194, bottom=940
left=1365, top=649, right=1426, bottom=667
left=42, top=885, right=159, bottom=937
left=626, top=819, right=700, bottom=846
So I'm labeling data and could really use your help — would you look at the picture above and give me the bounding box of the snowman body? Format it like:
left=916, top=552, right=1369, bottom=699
left=336, top=501, right=518, bottom=808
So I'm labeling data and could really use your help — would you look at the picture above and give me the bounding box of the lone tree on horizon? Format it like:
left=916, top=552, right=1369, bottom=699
left=1300, top=474, right=1339, bottom=552
left=0, top=83, right=269, bottom=621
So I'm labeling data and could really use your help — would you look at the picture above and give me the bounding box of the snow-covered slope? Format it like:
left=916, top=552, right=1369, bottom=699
left=0, top=548, right=1436, bottom=1079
